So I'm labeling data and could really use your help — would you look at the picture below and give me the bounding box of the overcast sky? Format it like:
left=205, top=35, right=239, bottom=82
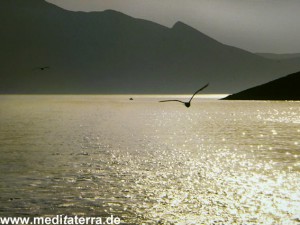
left=46, top=0, right=300, bottom=54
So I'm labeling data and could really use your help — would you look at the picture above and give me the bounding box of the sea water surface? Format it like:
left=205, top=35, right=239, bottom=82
left=0, top=95, right=299, bottom=224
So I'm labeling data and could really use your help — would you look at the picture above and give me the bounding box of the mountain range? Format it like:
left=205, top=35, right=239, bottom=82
left=223, top=71, right=300, bottom=100
left=1, top=0, right=300, bottom=94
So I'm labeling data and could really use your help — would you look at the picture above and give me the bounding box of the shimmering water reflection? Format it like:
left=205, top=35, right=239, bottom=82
left=0, top=96, right=299, bottom=224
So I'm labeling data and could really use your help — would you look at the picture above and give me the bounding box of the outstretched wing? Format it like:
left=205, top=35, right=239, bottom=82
left=188, top=83, right=209, bottom=103
left=159, top=100, right=185, bottom=104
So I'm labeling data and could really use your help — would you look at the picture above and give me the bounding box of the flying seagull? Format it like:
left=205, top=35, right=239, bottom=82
left=159, top=83, right=209, bottom=108
left=35, top=66, right=50, bottom=71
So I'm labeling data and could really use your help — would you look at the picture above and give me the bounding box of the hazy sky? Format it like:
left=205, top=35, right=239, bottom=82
left=46, top=0, right=300, bottom=54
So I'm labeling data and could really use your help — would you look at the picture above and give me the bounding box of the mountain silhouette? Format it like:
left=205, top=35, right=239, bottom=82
left=256, top=53, right=300, bottom=60
left=222, top=71, right=300, bottom=100
left=1, top=0, right=300, bottom=94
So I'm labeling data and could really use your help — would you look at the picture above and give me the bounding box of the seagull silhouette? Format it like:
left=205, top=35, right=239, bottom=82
left=35, top=66, right=50, bottom=71
left=159, top=83, right=209, bottom=108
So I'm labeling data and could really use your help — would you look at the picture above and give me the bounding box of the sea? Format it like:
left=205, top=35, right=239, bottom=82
left=0, top=95, right=299, bottom=225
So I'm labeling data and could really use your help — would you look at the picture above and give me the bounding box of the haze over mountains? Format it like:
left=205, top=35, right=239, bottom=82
left=256, top=53, right=300, bottom=60
left=1, top=0, right=300, bottom=94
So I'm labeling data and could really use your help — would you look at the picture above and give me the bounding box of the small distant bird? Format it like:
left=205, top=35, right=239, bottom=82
left=159, top=83, right=209, bottom=108
left=129, top=98, right=134, bottom=100
left=35, top=66, right=50, bottom=71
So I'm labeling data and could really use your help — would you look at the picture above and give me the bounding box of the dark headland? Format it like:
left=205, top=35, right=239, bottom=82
left=222, top=71, right=300, bottom=100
